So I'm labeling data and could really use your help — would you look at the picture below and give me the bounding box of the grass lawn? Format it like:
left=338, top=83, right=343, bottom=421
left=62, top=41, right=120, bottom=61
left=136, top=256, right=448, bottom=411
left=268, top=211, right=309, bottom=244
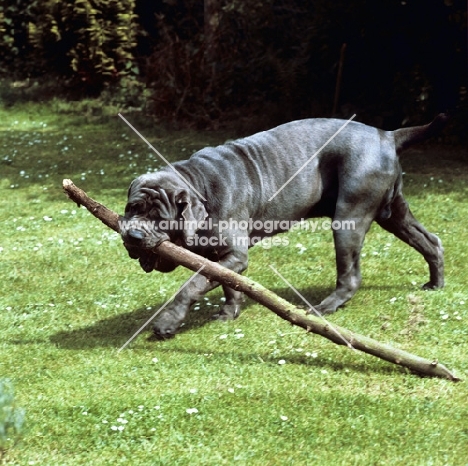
left=1, top=101, right=467, bottom=465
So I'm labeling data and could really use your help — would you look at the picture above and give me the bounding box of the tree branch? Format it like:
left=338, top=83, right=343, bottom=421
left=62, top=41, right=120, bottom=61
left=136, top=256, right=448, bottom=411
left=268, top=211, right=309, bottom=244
left=62, top=179, right=460, bottom=382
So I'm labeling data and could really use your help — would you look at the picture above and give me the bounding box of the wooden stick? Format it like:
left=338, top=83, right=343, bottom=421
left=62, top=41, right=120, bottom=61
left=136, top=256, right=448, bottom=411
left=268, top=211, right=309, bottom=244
left=63, top=179, right=460, bottom=382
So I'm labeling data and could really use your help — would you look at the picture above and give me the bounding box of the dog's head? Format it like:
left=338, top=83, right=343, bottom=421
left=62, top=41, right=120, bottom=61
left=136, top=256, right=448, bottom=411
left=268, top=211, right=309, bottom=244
left=120, top=174, right=207, bottom=273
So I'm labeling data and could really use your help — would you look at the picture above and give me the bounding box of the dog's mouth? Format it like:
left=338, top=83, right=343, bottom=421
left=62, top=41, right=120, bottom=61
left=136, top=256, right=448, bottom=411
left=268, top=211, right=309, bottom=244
left=124, top=243, right=178, bottom=273
left=121, top=218, right=181, bottom=273
left=141, top=251, right=177, bottom=273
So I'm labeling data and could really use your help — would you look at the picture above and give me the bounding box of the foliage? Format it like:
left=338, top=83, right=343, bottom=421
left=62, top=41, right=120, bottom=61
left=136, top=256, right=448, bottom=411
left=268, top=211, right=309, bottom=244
left=0, top=0, right=138, bottom=92
left=33, top=0, right=138, bottom=91
left=142, top=0, right=467, bottom=127
left=0, top=379, right=25, bottom=461
left=144, top=13, right=207, bottom=122
left=0, top=101, right=468, bottom=464
left=144, top=0, right=321, bottom=125
left=0, top=0, right=466, bottom=125
left=0, top=0, right=33, bottom=75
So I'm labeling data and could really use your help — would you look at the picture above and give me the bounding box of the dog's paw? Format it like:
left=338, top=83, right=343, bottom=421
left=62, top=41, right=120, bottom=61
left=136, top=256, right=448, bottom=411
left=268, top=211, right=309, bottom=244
left=307, top=304, right=337, bottom=316
left=152, top=322, right=177, bottom=340
left=148, top=331, right=175, bottom=341
left=422, top=281, right=444, bottom=290
left=152, top=311, right=184, bottom=339
left=212, top=304, right=241, bottom=321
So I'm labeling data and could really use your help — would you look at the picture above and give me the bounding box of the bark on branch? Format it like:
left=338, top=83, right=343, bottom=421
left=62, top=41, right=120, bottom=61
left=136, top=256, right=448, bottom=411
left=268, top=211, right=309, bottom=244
left=62, top=179, right=460, bottom=382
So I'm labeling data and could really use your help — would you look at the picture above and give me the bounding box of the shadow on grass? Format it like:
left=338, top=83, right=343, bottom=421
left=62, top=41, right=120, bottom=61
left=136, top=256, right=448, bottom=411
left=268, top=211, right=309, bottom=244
left=46, top=283, right=406, bottom=351
left=153, top=344, right=404, bottom=379
left=42, top=282, right=422, bottom=378
left=48, top=301, right=226, bottom=350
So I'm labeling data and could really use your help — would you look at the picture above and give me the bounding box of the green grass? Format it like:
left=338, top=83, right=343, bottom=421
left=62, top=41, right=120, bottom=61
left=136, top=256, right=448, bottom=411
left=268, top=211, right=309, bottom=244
left=1, top=100, right=468, bottom=465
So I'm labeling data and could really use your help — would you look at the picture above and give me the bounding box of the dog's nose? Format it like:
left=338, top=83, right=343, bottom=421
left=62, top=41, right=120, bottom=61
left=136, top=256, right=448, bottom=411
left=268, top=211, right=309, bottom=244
left=128, top=229, right=146, bottom=240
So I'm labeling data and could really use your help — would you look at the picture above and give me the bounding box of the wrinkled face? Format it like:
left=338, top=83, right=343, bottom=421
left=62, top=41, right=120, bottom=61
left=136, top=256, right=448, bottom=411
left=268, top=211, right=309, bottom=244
left=121, top=186, right=179, bottom=273
left=120, top=176, right=207, bottom=273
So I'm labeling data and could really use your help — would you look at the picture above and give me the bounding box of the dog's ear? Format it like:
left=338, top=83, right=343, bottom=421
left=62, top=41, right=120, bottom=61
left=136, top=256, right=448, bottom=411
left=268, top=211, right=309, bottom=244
left=127, top=180, right=135, bottom=198
left=175, top=190, right=208, bottom=240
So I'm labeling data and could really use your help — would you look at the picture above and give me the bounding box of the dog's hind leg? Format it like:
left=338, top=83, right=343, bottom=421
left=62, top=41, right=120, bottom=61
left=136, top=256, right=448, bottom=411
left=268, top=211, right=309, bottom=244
left=376, top=194, right=444, bottom=289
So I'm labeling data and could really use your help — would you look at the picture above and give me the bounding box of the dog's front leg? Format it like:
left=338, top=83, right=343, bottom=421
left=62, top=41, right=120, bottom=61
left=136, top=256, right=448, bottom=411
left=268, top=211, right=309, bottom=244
left=212, top=286, right=245, bottom=321
left=152, top=274, right=220, bottom=338
left=153, top=239, right=248, bottom=338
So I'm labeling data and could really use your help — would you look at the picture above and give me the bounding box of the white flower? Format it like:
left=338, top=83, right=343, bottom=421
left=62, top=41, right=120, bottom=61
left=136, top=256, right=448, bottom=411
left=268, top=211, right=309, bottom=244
left=111, top=426, right=118, bottom=431
left=43, top=215, right=53, bottom=222
left=186, top=408, right=198, bottom=414
left=296, top=243, right=307, bottom=254
left=152, top=358, right=159, bottom=363
left=227, top=388, right=235, bottom=393
left=278, top=359, right=286, bottom=365
left=280, top=415, right=288, bottom=421
left=235, top=333, right=244, bottom=339
left=219, top=334, right=228, bottom=339
left=189, top=388, right=197, bottom=394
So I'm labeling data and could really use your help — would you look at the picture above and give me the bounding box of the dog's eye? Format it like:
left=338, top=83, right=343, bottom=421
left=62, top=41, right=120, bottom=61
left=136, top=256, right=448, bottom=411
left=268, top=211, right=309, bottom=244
left=125, top=201, right=145, bottom=216
left=149, top=207, right=160, bottom=218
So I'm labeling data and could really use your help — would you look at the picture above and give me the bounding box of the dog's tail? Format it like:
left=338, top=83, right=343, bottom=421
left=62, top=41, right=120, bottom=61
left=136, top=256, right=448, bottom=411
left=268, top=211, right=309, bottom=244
left=393, top=113, right=450, bottom=155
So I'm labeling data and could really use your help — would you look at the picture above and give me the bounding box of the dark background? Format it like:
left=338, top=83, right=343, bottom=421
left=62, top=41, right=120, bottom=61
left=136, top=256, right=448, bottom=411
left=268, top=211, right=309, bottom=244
left=0, top=0, right=466, bottom=132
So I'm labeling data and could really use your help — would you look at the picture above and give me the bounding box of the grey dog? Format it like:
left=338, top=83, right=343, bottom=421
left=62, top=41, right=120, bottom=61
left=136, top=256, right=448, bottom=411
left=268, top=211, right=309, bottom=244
left=121, top=114, right=447, bottom=338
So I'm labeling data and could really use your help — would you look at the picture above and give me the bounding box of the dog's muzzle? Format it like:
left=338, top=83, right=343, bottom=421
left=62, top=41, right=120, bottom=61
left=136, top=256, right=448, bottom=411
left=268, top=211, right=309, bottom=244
left=121, top=222, right=176, bottom=273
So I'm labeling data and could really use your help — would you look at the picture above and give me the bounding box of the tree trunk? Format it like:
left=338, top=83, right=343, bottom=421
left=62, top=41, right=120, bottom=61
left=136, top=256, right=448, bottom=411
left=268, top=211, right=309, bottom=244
left=204, top=0, right=219, bottom=67
left=204, top=0, right=219, bottom=107
left=62, top=179, right=460, bottom=382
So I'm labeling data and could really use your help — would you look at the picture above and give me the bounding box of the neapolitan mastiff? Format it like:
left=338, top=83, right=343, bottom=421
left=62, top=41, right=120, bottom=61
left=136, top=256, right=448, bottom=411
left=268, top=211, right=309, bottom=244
left=121, top=114, right=447, bottom=338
